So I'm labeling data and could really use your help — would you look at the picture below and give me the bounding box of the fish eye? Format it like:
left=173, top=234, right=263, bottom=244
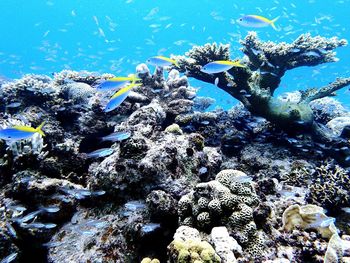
left=239, top=18, right=243, bottom=21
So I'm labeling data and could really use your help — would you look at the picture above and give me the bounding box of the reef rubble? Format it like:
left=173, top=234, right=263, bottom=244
left=1, top=33, right=350, bottom=263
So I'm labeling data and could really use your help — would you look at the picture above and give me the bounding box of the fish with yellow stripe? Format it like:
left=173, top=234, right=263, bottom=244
left=97, top=74, right=141, bottom=91
left=200, top=60, right=245, bottom=74
left=104, top=81, right=142, bottom=112
left=0, top=122, right=45, bottom=141
left=237, top=15, right=280, bottom=31
left=147, top=56, right=179, bottom=68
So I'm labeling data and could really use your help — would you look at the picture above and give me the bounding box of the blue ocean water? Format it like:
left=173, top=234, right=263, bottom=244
left=0, top=0, right=349, bottom=109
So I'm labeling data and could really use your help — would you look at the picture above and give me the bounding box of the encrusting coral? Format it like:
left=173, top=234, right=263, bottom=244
left=167, top=226, right=221, bottom=263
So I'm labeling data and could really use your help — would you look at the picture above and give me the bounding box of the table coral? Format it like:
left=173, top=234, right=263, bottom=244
left=175, top=33, right=350, bottom=165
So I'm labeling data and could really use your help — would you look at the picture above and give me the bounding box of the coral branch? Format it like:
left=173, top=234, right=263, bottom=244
left=240, top=32, right=347, bottom=71
left=300, top=77, right=350, bottom=103
left=240, top=32, right=347, bottom=94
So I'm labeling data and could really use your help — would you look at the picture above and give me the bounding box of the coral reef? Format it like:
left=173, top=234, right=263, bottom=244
left=1, top=32, right=350, bottom=263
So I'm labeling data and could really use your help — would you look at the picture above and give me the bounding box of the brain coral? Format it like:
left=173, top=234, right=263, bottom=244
left=178, top=169, right=264, bottom=257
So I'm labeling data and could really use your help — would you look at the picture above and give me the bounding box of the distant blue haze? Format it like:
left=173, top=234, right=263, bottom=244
left=0, top=0, right=349, bottom=109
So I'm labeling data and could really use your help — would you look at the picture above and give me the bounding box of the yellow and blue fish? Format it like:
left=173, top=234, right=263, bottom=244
left=200, top=60, right=245, bottom=74
left=147, top=56, right=179, bottom=68
left=97, top=74, right=141, bottom=91
left=237, top=15, right=280, bottom=31
left=104, top=82, right=142, bottom=112
left=0, top=122, right=45, bottom=141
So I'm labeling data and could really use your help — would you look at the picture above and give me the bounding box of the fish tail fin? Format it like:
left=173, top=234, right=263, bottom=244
left=36, top=122, right=46, bottom=137
left=270, top=16, right=280, bottom=31
left=174, top=60, right=180, bottom=68
left=130, top=74, right=140, bottom=84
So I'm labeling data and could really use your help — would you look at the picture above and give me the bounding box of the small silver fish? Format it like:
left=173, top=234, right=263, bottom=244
left=124, top=201, right=146, bottom=211
left=6, top=102, right=21, bottom=108
left=7, top=204, right=27, bottom=212
left=142, top=223, right=161, bottom=233
left=40, top=206, right=60, bottom=213
left=101, top=131, right=131, bottom=142
left=17, top=210, right=41, bottom=223
left=341, top=207, right=350, bottom=213
left=21, top=222, right=46, bottom=229
left=307, top=213, right=335, bottom=229
left=51, top=194, right=71, bottom=203
left=44, top=223, right=57, bottom=229
left=0, top=252, right=18, bottom=263
left=86, top=148, right=114, bottom=158
left=6, top=223, right=17, bottom=238
left=301, top=51, right=321, bottom=58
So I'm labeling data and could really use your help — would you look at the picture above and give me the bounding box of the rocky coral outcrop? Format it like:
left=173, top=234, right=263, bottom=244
left=178, top=169, right=264, bottom=257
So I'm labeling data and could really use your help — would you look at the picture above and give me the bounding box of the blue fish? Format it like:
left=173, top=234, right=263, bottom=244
left=0, top=252, right=18, bottom=263
left=147, top=56, right=178, bottom=67
left=96, top=80, right=130, bottom=91
left=101, top=131, right=131, bottom=142
left=6, top=102, right=21, bottom=108
left=86, top=148, right=114, bottom=158
left=0, top=122, right=45, bottom=141
left=237, top=15, right=280, bottom=31
left=104, top=90, right=131, bottom=112
left=142, top=223, right=161, bottom=233
left=124, top=201, right=146, bottom=211
left=200, top=60, right=245, bottom=74
left=96, top=74, right=141, bottom=91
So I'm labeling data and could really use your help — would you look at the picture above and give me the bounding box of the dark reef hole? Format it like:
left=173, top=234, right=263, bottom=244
left=137, top=220, right=178, bottom=262
left=14, top=234, right=48, bottom=263
left=55, top=109, right=81, bottom=130
left=161, top=112, right=177, bottom=130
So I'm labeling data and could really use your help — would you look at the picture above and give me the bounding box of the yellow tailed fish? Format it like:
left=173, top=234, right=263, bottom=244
left=237, top=15, right=280, bottom=31
left=97, top=74, right=141, bottom=91
left=201, top=60, right=245, bottom=74
left=147, top=56, right=179, bottom=68
left=0, top=122, right=45, bottom=140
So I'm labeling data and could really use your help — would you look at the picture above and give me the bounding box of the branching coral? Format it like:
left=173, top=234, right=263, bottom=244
left=175, top=32, right=350, bottom=132
left=306, top=161, right=350, bottom=211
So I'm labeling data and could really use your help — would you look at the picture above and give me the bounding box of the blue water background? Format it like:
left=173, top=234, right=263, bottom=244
left=0, top=0, right=349, bottom=109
